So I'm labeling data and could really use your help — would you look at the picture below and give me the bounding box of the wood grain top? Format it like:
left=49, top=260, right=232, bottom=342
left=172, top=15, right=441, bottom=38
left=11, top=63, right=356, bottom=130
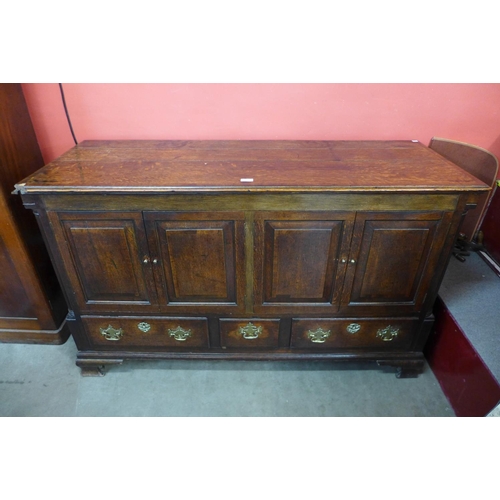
left=15, top=140, right=490, bottom=194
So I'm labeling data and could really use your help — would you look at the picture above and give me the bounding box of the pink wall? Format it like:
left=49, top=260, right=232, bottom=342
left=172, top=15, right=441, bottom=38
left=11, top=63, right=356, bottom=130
left=22, top=83, right=500, bottom=172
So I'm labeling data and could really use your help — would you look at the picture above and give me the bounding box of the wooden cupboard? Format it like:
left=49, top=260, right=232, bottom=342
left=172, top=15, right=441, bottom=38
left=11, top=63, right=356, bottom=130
left=0, top=84, right=69, bottom=343
left=15, top=140, right=489, bottom=375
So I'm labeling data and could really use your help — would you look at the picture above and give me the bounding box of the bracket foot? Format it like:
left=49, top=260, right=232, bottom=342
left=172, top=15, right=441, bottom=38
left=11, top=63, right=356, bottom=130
left=76, top=358, right=123, bottom=377
left=377, top=359, right=425, bottom=378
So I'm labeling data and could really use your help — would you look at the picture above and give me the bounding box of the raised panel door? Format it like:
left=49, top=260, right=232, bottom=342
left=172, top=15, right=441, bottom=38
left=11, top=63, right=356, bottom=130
left=49, top=211, right=159, bottom=313
left=254, top=212, right=355, bottom=314
left=341, top=211, right=452, bottom=315
left=144, top=212, right=246, bottom=313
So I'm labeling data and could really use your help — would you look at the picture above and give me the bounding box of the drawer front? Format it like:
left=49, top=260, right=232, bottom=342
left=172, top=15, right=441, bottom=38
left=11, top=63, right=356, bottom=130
left=291, top=318, right=417, bottom=350
left=81, top=316, right=209, bottom=349
left=220, top=319, right=280, bottom=349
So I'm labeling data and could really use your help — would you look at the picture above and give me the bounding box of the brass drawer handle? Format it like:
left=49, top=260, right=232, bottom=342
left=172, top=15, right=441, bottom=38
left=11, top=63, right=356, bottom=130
left=100, top=324, right=123, bottom=341
left=346, top=323, right=361, bottom=334
left=238, top=322, right=262, bottom=340
left=137, top=322, right=151, bottom=333
left=376, top=325, right=399, bottom=342
left=307, top=327, right=331, bottom=343
left=168, top=326, right=192, bottom=341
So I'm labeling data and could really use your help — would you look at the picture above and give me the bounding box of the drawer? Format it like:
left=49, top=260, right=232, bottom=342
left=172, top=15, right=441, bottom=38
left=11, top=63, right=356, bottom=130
left=81, top=316, right=209, bottom=349
left=220, top=319, right=280, bottom=349
left=291, top=318, right=417, bottom=350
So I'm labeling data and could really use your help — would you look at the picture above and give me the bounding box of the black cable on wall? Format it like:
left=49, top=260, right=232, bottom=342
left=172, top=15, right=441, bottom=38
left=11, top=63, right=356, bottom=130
left=58, top=83, right=78, bottom=145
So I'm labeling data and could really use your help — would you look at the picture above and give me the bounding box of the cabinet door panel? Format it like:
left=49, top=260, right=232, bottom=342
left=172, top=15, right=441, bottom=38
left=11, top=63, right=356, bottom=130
left=254, top=212, right=355, bottom=314
left=145, top=212, right=245, bottom=312
left=49, top=212, right=158, bottom=312
left=341, top=211, right=450, bottom=314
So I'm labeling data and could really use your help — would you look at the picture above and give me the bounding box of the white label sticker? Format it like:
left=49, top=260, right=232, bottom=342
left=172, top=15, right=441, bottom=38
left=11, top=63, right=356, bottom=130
left=240, top=178, right=254, bottom=182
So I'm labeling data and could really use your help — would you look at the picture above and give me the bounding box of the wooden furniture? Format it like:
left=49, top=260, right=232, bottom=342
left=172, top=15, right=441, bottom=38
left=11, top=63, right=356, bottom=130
left=429, top=137, right=498, bottom=242
left=15, top=140, right=489, bottom=376
left=0, top=84, right=69, bottom=343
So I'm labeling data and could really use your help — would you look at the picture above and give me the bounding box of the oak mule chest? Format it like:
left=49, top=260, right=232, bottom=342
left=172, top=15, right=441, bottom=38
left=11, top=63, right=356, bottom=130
left=15, top=140, right=489, bottom=377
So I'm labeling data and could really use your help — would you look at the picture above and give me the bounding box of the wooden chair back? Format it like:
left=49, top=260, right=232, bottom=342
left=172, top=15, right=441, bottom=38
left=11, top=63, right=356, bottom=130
left=429, top=137, right=499, bottom=241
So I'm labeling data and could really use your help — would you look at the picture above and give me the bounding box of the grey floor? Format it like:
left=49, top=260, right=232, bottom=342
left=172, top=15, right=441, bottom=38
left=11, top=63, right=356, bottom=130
left=0, top=336, right=454, bottom=417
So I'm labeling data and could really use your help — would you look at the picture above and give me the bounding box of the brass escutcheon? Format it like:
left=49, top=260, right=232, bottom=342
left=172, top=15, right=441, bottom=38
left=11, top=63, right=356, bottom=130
left=168, top=326, right=192, bottom=341
left=376, top=325, right=399, bottom=342
left=100, top=325, right=123, bottom=341
left=238, top=322, right=262, bottom=340
left=346, top=323, right=361, bottom=334
left=307, top=327, right=331, bottom=343
left=137, top=322, right=151, bottom=333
